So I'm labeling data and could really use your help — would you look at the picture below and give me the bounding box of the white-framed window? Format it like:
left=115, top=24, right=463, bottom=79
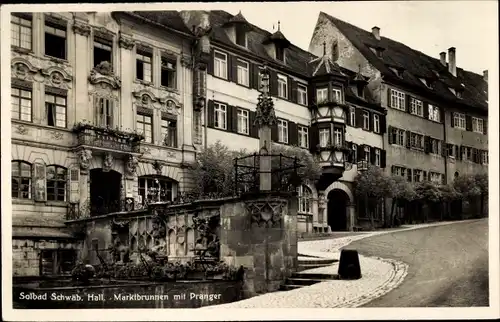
left=298, top=185, right=313, bottom=214
left=319, top=128, right=330, bottom=147
left=410, top=97, right=423, bottom=116
left=11, top=87, right=32, bottom=122
left=11, top=160, right=32, bottom=199
left=136, top=112, right=153, bottom=143
left=349, top=107, right=356, bottom=126
left=237, top=59, right=249, bottom=86
left=453, top=112, right=466, bottom=129
left=45, top=92, right=67, bottom=128
left=428, top=104, right=441, bottom=122
left=390, top=127, right=405, bottom=146
left=11, top=14, right=32, bottom=50
left=373, top=114, right=380, bottom=133
left=482, top=151, right=488, bottom=165
left=332, top=88, right=342, bottom=103
left=410, top=132, right=424, bottom=150
left=237, top=108, right=249, bottom=135
left=413, top=169, right=423, bottom=182
left=278, top=119, right=288, bottom=143
left=297, top=84, right=308, bottom=105
left=334, top=128, right=343, bottom=146
left=362, top=111, right=370, bottom=130
left=161, top=56, right=176, bottom=88
left=278, top=74, right=288, bottom=99
left=472, top=117, right=484, bottom=133
left=462, top=146, right=472, bottom=161
left=298, top=125, right=309, bottom=148
left=392, top=166, right=406, bottom=178
left=390, top=89, right=405, bottom=110
left=316, top=88, right=328, bottom=104
left=430, top=138, right=441, bottom=155
left=161, top=117, right=177, bottom=148
left=138, top=175, right=176, bottom=204
left=214, top=102, right=227, bottom=130
left=430, top=172, right=442, bottom=184
left=136, top=50, right=153, bottom=83
left=214, top=51, right=228, bottom=79
left=46, top=165, right=67, bottom=202
left=375, top=149, right=381, bottom=166
left=96, top=97, right=113, bottom=128
left=364, top=146, right=370, bottom=162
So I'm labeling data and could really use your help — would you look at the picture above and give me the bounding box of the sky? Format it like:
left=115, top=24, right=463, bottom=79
left=172, top=1, right=498, bottom=75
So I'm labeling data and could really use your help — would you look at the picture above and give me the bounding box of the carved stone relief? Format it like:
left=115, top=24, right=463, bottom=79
left=49, top=131, right=64, bottom=140
left=89, top=62, right=121, bottom=89
left=77, top=149, right=93, bottom=172
left=152, top=160, right=163, bottom=175
left=73, top=21, right=91, bottom=37
left=14, top=124, right=30, bottom=135
left=11, top=56, right=73, bottom=90
left=118, top=34, right=135, bottom=50
left=125, top=155, right=139, bottom=176
left=103, top=153, right=114, bottom=172
left=245, top=198, right=287, bottom=228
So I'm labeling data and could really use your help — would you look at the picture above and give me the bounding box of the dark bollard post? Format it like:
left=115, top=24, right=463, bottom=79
left=338, top=249, right=362, bottom=280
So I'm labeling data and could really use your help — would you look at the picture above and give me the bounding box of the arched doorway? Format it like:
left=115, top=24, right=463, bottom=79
left=89, top=168, right=122, bottom=216
left=327, top=189, right=350, bottom=231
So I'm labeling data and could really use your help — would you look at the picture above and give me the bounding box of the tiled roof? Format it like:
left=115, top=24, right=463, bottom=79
left=308, top=53, right=346, bottom=78
left=128, top=11, right=194, bottom=35
left=320, top=12, right=488, bottom=112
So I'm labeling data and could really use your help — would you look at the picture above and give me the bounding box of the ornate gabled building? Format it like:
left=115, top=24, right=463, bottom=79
left=309, top=12, right=488, bottom=221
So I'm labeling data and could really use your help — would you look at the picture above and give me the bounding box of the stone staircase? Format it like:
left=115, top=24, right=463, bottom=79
left=297, top=255, right=338, bottom=272
left=279, top=256, right=339, bottom=291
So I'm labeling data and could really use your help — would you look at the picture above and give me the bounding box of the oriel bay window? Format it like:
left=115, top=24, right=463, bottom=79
left=93, top=37, right=112, bottom=68
left=11, top=14, right=32, bottom=50
left=44, top=17, right=67, bottom=60
left=161, top=115, right=177, bottom=148
left=136, top=47, right=153, bottom=83
left=334, top=127, right=343, bottom=146
left=316, top=88, right=328, bottom=104
left=161, top=55, right=177, bottom=88
left=332, top=88, right=342, bottom=103
left=12, top=161, right=31, bottom=199
left=46, top=165, right=67, bottom=201
left=319, top=128, right=330, bottom=147
left=11, top=86, right=32, bottom=122
left=136, top=108, right=153, bottom=143
left=45, top=89, right=67, bottom=128
left=138, top=176, right=176, bottom=204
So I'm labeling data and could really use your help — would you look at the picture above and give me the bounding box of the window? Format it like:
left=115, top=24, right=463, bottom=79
left=349, top=107, right=356, bottom=126
left=472, top=117, right=484, bottom=133
left=362, top=111, right=370, bottom=130
left=392, top=166, right=406, bottom=178
left=351, top=143, right=357, bottom=162
left=93, top=38, right=112, bottom=68
left=298, top=185, right=313, bottom=214
left=278, top=119, right=288, bottom=143
left=214, top=103, right=227, bottom=130
left=373, top=114, right=380, bottom=133
left=316, top=88, right=328, bottom=104
left=136, top=112, right=152, bottom=143
left=237, top=59, right=249, bottom=86
left=11, top=87, right=32, bottom=122
left=298, top=126, right=309, bottom=148
left=413, top=169, right=422, bottom=183
left=161, top=117, right=177, bottom=147
left=390, top=89, right=405, bottom=110
left=161, top=56, right=176, bottom=88
left=390, top=127, right=405, bottom=146
left=430, top=138, right=441, bottom=155
left=96, top=98, right=113, bottom=127
left=462, top=146, right=472, bottom=161
left=447, top=144, right=456, bottom=158
left=430, top=172, right=442, bottom=184
left=332, top=88, right=342, bottom=103
left=410, top=133, right=424, bottom=150
left=276, top=46, right=284, bottom=61
left=235, top=27, right=246, bottom=47
left=453, top=112, right=466, bottom=129
left=482, top=151, right=488, bottom=165
left=44, top=20, right=66, bottom=59
left=297, top=84, right=308, bottom=105
left=428, top=104, right=440, bottom=122
left=334, top=128, right=343, bottom=146
left=364, top=146, right=370, bottom=162
left=214, top=51, right=227, bottom=79
left=278, top=74, right=288, bottom=99
left=375, top=149, right=381, bottom=166
left=45, top=92, right=66, bottom=128
left=319, top=128, right=330, bottom=147
left=46, top=165, right=66, bottom=201
left=11, top=14, right=32, bottom=50
left=237, top=109, right=249, bottom=135
left=11, top=161, right=31, bottom=199
left=136, top=49, right=152, bottom=83
left=410, top=97, right=423, bottom=116
left=138, top=176, right=176, bottom=204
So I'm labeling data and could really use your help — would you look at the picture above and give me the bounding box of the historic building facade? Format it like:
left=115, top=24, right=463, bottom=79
left=309, top=12, right=489, bottom=222
left=10, top=11, right=196, bottom=276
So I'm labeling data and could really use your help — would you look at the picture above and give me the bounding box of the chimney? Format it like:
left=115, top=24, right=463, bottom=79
left=439, top=52, right=446, bottom=67
left=448, top=47, right=456, bottom=77
left=372, top=26, right=380, bottom=40
left=483, top=70, right=488, bottom=82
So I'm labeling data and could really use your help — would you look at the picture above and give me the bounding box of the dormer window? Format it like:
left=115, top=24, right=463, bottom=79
left=370, top=47, right=383, bottom=58
left=276, top=46, right=284, bottom=62
left=419, top=78, right=433, bottom=89
left=235, top=26, right=246, bottom=47
left=389, top=67, right=403, bottom=78
left=456, top=90, right=463, bottom=99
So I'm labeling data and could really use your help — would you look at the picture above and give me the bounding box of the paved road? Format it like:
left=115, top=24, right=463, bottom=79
left=345, top=219, right=489, bottom=307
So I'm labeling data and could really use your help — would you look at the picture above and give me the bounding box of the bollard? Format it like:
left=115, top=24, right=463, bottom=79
left=338, top=249, right=362, bottom=280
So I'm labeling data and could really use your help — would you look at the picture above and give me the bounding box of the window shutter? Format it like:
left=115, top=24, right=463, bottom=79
left=230, top=55, right=238, bottom=83
left=381, top=150, right=387, bottom=168
left=380, top=114, right=387, bottom=134
left=309, top=124, right=319, bottom=153
left=472, top=148, right=478, bottom=163
left=405, top=94, right=410, bottom=112
left=308, top=84, right=314, bottom=106
left=68, top=166, right=80, bottom=203
left=271, top=123, right=278, bottom=142
left=207, top=100, right=214, bottom=128
left=458, top=145, right=463, bottom=161
left=290, top=79, right=298, bottom=103
left=423, top=101, right=429, bottom=119
left=288, top=121, right=298, bottom=146
left=405, top=130, right=411, bottom=148
left=450, top=113, right=455, bottom=127
left=391, top=165, right=395, bottom=175
left=483, top=119, right=488, bottom=135
left=423, top=171, right=427, bottom=181
left=358, top=145, right=365, bottom=160
left=439, top=108, right=445, bottom=124
left=388, top=126, right=393, bottom=144
left=207, top=48, right=214, bottom=75
left=270, top=69, right=278, bottom=96
left=424, top=136, right=430, bottom=154
left=33, top=162, right=46, bottom=202
left=249, top=111, right=258, bottom=138
left=355, top=107, right=362, bottom=128
left=407, top=169, right=412, bottom=182
left=465, top=115, right=472, bottom=131
left=370, top=147, right=376, bottom=165
left=368, top=112, right=373, bottom=131
left=441, top=141, right=447, bottom=157
left=387, top=88, right=392, bottom=108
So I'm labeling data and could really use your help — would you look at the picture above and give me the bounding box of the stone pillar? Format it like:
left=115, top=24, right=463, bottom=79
left=318, top=191, right=327, bottom=231
left=72, top=19, right=91, bottom=123
left=181, top=56, right=194, bottom=149
left=347, top=203, right=356, bottom=231
left=118, top=33, right=135, bottom=130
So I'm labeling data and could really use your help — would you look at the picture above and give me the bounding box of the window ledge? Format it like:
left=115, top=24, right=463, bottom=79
left=44, top=55, right=68, bottom=65
left=134, top=79, right=154, bottom=87
left=12, top=119, right=72, bottom=132
left=12, top=199, right=35, bottom=205
left=45, top=201, right=68, bottom=207
left=12, top=46, right=34, bottom=55
left=212, top=74, right=229, bottom=82
left=159, top=85, right=179, bottom=94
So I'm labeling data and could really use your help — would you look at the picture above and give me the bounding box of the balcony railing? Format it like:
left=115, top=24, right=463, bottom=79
left=72, top=123, right=144, bottom=153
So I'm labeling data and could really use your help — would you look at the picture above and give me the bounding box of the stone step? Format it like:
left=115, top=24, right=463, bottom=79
left=285, top=277, right=323, bottom=286
left=292, top=272, right=339, bottom=280
left=298, top=263, right=335, bottom=271
left=298, top=258, right=338, bottom=265
left=279, top=284, right=303, bottom=291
